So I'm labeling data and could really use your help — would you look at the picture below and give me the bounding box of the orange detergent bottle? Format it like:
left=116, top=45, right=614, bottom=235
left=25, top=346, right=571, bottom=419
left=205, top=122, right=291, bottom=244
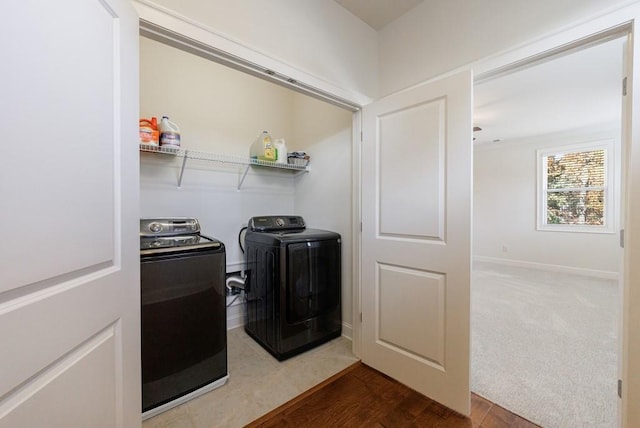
left=139, top=117, right=159, bottom=145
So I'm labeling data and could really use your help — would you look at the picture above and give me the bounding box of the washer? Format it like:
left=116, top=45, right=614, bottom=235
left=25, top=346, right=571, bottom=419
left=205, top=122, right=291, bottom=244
left=244, top=215, right=341, bottom=361
left=140, top=218, right=227, bottom=419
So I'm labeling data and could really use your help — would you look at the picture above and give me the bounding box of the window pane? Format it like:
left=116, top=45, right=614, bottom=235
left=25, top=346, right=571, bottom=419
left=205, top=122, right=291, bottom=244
left=547, top=149, right=605, bottom=189
left=546, top=190, right=604, bottom=225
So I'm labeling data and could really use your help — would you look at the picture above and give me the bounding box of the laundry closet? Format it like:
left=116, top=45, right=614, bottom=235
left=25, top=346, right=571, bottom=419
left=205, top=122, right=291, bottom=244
left=138, top=35, right=355, bottom=333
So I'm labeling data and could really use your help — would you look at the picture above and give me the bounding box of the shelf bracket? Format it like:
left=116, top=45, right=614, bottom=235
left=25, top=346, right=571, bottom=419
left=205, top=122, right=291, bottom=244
left=178, top=150, right=188, bottom=188
left=238, top=165, right=250, bottom=190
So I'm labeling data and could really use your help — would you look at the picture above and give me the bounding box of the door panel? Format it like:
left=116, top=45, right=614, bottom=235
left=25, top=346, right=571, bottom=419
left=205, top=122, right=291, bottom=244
left=0, top=0, right=140, bottom=425
left=362, top=70, right=472, bottom=415
left=1, top=326, right=117, bottom=428
left=378, top=264, right=446, bottom=368
left=1, top=0, right=119, bottom=291
left=0, top=273, right=120, bottom=398
left=379, top=98, right=445, bottom=240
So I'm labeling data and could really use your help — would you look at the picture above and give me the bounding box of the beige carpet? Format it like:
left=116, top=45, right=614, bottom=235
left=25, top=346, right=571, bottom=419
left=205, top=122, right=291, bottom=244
left=471, top=262, right=618, bottom=428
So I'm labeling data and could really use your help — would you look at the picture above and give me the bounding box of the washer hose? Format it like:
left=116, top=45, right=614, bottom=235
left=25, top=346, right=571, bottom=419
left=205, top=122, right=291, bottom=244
left=238, top=226, right=248, bottom=254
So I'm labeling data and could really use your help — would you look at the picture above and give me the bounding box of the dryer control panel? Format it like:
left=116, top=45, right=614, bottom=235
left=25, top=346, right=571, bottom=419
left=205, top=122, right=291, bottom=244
left=248, top=216, right=306, bottom=232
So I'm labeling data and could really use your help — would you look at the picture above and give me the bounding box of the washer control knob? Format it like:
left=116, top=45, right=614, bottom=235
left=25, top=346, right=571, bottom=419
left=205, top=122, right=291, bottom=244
left=149, top=222, right=162, bottom=233
left=275, top=217, right=285, bottom=227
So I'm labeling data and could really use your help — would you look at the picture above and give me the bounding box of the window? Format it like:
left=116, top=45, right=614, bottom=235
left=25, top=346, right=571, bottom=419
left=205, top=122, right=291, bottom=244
left=537, top=140, right=615, bottom=233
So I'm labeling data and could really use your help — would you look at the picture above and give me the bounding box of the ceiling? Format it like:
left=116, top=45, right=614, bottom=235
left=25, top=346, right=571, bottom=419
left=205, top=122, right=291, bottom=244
left=332, top=2, right=624, bottom=145
left=333, top=0, right=424, bottom=30
left=474, top=37, right=625, bottom=145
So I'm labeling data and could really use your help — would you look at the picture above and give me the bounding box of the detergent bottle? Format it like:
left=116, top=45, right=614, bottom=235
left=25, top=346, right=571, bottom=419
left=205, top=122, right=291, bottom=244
left=139, top=117, right=159, bottom=145
left=274, top=138, right=287, bottom=164
left=249, top=131, right=276, bottom=162
left=159, top=116, right=181, bottom=148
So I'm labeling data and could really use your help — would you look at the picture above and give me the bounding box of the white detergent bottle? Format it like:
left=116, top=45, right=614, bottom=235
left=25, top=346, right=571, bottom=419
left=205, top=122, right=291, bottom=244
left=274, top=139, right=287, bottom=164
left=160, top=116, right=181, bottom=148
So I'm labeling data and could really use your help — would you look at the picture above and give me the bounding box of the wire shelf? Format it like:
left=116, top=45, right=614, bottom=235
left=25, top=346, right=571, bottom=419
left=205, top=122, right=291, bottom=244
left=139, top=143, right=308, bottom=171
left=139, top=143, right=309, bottom=189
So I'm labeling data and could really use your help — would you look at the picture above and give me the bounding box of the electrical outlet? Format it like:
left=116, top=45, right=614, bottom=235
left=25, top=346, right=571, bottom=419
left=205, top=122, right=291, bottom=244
left=502, top=245, right=508, bottom=253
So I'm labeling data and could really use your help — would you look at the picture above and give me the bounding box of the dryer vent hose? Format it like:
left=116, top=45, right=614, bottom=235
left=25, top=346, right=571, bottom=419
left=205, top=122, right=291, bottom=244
left=226, top=275, right=246, bottom=308
left=226, top=275, right=246, bottom=291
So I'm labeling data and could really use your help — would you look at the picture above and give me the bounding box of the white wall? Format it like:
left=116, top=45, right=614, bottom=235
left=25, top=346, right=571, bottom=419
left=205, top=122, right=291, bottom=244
left=140, top=36, right=295, bottom=157
left=291, top=94, right=354, bottom=332
left=137, top=0, right=379, bottom=100
left=139, top=36, right=354, bottom=328
left=379, top=0, right=638, bottom=96
left=474, top=128, right=621, bottom=275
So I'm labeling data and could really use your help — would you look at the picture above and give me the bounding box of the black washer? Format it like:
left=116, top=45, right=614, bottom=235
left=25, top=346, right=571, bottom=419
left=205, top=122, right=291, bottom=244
left=140, top=218, right=227, bottom=418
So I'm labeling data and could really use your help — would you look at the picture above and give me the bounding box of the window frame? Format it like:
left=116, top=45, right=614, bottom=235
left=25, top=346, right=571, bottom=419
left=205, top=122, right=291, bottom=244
left=536, top=139, right=615, bottom=234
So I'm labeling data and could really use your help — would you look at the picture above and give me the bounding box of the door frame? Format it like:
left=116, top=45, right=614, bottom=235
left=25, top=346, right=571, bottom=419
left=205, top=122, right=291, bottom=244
left=134, top=1, right=640, bottom=425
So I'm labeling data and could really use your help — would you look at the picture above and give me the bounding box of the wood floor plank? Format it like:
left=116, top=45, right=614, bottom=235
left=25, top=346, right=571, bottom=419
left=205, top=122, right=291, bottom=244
left=480, top=403, right=541, bottom=428
left=246, top=362, right=538, bottom=428
left=470, top=394, right=493, bottom=427
left=245, top=362, right=361, bottom=427
left=380, top=390, right=433, bottom=427
left=412, top=399, right=473, bottom=428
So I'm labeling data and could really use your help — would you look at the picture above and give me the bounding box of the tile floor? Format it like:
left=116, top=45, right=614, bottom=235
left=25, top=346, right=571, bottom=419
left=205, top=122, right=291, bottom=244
left=142, top=327, right=359, bottom=428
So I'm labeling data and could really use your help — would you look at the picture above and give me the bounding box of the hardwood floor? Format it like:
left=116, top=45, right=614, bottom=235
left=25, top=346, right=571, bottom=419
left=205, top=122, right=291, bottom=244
left=246, top=362, right=540, bottom=428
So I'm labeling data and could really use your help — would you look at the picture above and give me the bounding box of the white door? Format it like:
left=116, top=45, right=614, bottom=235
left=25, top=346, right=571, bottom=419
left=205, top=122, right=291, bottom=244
left=0, top=0, right=140, bottom=426
left=361, top=70, right=473, bottom=415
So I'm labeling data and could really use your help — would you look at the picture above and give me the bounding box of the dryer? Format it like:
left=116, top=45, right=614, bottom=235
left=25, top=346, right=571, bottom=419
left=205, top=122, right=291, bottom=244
left=244, top=215, right=341, bottom=360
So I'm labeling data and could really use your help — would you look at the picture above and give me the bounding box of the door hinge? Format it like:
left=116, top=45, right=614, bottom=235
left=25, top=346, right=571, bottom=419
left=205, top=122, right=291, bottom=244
left=360, top=131, right=363, bottom=142
left=623, top=77, right=628, bottom=96
left=360, top=312, right=363, bottom=322
left=618, top=379, right=622, bottom=398
left=360, top=222, right=362, bottom=232
left=620, top=229, right=625, bottom=248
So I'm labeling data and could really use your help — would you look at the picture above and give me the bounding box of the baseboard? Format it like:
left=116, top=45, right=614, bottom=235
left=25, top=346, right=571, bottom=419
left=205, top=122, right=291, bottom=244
left=473, top=256, right=619, bottom=280
left=226, top=261, right=246, bottom=273
left=226, top=296, right=245, bottom=330
left=341, top=322, right=353, bottom=340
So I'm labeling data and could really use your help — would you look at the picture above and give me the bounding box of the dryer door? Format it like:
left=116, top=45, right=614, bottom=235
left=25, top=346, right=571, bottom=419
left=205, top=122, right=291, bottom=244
left=285, top=239, right=341, bottom=324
